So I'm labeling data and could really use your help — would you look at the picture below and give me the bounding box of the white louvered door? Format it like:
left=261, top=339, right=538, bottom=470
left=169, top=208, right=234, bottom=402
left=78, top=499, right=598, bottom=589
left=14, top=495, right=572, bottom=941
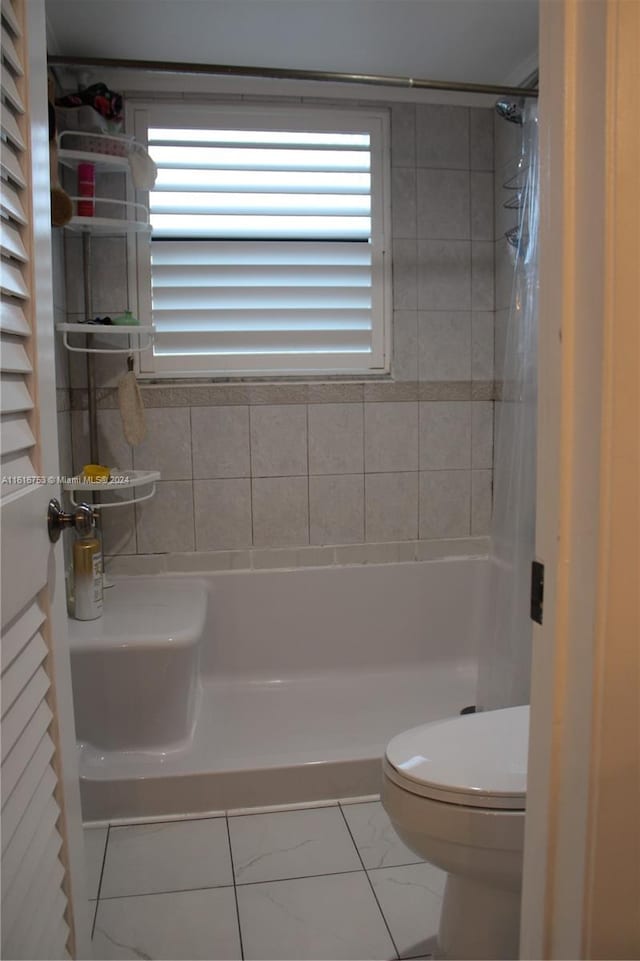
left=1, top=1, right=89, bottom=958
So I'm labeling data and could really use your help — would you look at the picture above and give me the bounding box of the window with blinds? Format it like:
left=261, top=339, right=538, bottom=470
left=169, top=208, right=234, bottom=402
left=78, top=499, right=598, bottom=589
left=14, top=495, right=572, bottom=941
left=134, top=106, right=390, bottom=376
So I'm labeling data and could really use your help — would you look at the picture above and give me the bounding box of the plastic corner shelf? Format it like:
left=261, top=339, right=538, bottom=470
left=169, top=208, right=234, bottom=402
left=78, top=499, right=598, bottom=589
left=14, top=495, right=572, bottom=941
left=63, top=470, right=161, bottom=509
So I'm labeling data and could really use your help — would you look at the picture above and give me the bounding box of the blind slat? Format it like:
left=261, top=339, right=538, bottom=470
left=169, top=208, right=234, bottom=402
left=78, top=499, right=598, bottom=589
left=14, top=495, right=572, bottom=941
left=153, top=285, right=371, bottom=310
left=150, top=214, right=371, bottom=240
left=154, top=168, right=370, bottom=194
left=152, top=264, right=371, bottom=287
left=149, top=145, right=370, bottom=172
left=155, top=328, right=372, bottom=355
left=154, top=309, right=372, bottom=334
left=151, top=239, right=372, bottom=266
left=150, top=191, right=370, bottom=217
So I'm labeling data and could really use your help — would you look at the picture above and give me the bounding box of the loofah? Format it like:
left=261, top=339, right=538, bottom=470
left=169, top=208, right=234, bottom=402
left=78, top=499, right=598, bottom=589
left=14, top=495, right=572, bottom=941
left=118, top=369, right=146, bottom=446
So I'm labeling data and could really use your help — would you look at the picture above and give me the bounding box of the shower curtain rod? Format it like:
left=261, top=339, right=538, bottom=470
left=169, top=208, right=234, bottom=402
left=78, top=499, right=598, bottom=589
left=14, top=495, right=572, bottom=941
left=47, top=55, right=538, bottom=99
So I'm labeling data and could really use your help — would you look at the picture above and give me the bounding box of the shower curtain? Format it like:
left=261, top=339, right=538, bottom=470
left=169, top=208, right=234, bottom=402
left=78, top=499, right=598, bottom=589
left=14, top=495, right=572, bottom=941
left=477, top=101, right=540, bottom=711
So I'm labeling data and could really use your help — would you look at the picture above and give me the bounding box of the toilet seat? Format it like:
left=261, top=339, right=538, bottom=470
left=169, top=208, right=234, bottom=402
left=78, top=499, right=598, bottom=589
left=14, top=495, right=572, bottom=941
left=384, top=705, right=529, bottom=811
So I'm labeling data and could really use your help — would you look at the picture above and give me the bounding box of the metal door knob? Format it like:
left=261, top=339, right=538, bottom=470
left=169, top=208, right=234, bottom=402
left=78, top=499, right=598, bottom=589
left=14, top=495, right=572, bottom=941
left=47, top=498, right=97, bottom=543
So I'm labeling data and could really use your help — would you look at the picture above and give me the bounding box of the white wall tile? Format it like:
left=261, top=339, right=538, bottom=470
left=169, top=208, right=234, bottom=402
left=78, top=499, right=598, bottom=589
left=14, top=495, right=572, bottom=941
left=472, top=311, right=494, bottom=382
left=391, top=103, right=416, bottom=167
left=310, top=474, right=364, bottom=545
left=418, top=311, right=471, bottom=382
left=392, top=310, right=419, bottom=382
left=194, top=478, right=252, bottom=549
left=252, top=476, right=309, bottom=547
left=417, top=169, right=470, bottom=240
left=472, top=401, right=494, bottom=468
left=57, top=410, right=73, bottom=477
left=495, top=237, right=515, bottom=311
left=68, top=340, right=127, bottom=390
left=419, top=401, right=471, bottom=470
left=71, top=409, right=133, bottom=474
left=416, top=104, right=469, bottom=169
left=470, top=171, right=494, bottom=241
left=470, top=107, right=494, bottom=171
left=308, top=403, right=363, bottom=475
left=364, top=403, right=419, bottom=472
left=135, top=480, right=195, bottom=553
left=417, top=239, right=471, bottom=310
left=100, top=503, right=137, bottom=556
left=391, top=167, right=417, bottom=238
left=250, top=405, right=307, bottom=477
left=133, top=407, right=192, bottom=480
left=191, top=405, right=250, bottom=479
left=472, top=468, right=493, bottom=535
left=392, top=237, right=418, bottom=310
left=366, top=472, right=419, bottom=542
left=419, top=469, right=471, bottom=538
left=471, top=241, right=495, bottom=310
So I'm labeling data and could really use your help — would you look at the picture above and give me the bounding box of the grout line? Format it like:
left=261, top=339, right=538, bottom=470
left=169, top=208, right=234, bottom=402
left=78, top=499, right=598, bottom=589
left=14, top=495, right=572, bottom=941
left=305, top=403, right=311, bottom=545
left=225, top=814, right=245, bottom=961
left=91, top=823, right=110, bottom=938
left=95, top=863, right=440, bottom=902
left=337, top=803, right=401, bottom=961
left=189, top=407, right=197, bottom=551
left=247, top=405, right=255, bottom=550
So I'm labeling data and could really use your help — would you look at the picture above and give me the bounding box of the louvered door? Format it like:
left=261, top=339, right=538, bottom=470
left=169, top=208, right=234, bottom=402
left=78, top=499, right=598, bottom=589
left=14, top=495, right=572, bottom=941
left=1, top=1, right=89, bottom=958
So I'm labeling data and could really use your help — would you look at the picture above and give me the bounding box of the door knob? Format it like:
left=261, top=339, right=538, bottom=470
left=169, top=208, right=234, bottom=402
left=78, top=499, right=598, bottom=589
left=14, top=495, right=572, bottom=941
left=47, top=498, right=97, bottom=543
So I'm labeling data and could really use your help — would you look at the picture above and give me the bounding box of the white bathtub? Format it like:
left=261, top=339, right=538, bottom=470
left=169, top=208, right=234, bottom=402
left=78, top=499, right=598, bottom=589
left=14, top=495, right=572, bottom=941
left=71, top=557, right=486, bottom=821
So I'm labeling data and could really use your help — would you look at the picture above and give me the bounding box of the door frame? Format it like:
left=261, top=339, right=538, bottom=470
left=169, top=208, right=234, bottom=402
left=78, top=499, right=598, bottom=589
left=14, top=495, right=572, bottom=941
left=521, top=0, right=639, bottom=957
left=24, top=2, right=91, bottom=956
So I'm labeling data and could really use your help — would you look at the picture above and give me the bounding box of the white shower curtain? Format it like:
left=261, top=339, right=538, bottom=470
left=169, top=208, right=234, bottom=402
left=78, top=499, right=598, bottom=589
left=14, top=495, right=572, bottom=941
left=477, top=102, right=540, bottom=711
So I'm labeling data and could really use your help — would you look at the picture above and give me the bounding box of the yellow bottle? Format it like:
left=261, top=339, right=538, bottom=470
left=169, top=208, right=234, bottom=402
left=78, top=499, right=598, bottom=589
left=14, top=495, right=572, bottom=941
left=73, top=533, right=103, bottom=621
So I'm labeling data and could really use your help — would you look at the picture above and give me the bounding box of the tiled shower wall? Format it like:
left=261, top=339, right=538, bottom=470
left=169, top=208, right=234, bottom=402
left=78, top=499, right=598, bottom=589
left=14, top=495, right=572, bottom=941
left=55, top=98, right=497, bottom=562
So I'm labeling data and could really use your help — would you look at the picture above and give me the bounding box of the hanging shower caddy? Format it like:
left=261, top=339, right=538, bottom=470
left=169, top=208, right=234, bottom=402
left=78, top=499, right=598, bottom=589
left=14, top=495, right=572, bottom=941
left=57, top=132, right=159, bottom=509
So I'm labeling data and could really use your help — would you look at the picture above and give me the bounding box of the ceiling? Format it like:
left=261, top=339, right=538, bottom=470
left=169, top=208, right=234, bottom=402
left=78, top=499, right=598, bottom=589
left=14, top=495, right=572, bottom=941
left=45, top=0, right=538, bottom=88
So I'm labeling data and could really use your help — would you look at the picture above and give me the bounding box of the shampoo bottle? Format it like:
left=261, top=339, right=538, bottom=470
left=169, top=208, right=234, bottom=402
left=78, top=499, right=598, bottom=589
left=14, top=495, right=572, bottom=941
left=73, top=531, right=103, bottom=620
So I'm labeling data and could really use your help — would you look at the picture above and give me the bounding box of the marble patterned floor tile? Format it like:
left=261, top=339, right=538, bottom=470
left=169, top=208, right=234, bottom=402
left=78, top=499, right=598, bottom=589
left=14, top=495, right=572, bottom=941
left=100, top=817, right=232, bottom=898
left=236, top=871, right=396, bottom=960
left=341, top=800, right=424, bottom=869
left=228, top=806, right=362, bottom=885
left=84, top=826, right=108, bottom=900
left=92, top=887, right=241, bottom=960
left=368, top=862, right=446, bottom=959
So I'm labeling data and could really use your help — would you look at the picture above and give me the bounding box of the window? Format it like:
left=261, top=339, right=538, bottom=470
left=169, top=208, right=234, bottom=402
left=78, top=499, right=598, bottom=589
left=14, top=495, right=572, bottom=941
left=133, top=105, right=390, bottom=377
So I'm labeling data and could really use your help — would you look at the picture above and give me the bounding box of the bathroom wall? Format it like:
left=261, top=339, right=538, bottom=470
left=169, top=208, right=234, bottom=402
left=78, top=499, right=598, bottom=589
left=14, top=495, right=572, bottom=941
left=55, top=96, right=497, bottom=565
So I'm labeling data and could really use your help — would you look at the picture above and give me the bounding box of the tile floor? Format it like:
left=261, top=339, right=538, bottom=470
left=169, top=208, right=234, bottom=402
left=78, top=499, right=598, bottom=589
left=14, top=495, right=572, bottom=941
left=85, top=799, right=445, bottom=960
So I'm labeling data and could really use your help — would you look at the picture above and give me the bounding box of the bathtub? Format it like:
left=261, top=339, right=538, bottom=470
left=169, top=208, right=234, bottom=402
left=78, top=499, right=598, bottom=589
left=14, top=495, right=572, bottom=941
left=70, top=556, right=486, bottom=821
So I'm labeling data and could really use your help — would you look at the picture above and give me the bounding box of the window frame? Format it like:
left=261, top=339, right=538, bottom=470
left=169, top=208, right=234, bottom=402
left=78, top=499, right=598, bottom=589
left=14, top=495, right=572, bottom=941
left=129, top=101, right=391, bottom=379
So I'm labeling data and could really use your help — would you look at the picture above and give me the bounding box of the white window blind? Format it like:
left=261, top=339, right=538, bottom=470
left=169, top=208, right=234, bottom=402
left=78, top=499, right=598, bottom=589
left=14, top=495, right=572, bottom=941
left=135, top=107, right=390, bottom=376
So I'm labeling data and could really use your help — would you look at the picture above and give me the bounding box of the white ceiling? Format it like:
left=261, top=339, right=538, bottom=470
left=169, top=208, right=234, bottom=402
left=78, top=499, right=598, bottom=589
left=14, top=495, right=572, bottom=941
left=46, top=0, right=538, bottom=88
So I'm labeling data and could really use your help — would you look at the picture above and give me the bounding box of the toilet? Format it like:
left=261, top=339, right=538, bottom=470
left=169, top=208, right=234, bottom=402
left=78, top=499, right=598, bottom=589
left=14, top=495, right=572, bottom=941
left=382, top=705, right=529, bottom=961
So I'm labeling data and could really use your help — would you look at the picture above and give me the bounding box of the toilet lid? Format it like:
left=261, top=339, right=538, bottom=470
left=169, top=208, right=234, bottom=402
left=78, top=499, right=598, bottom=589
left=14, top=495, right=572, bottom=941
left=385, top=705, right=529, bottom=810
